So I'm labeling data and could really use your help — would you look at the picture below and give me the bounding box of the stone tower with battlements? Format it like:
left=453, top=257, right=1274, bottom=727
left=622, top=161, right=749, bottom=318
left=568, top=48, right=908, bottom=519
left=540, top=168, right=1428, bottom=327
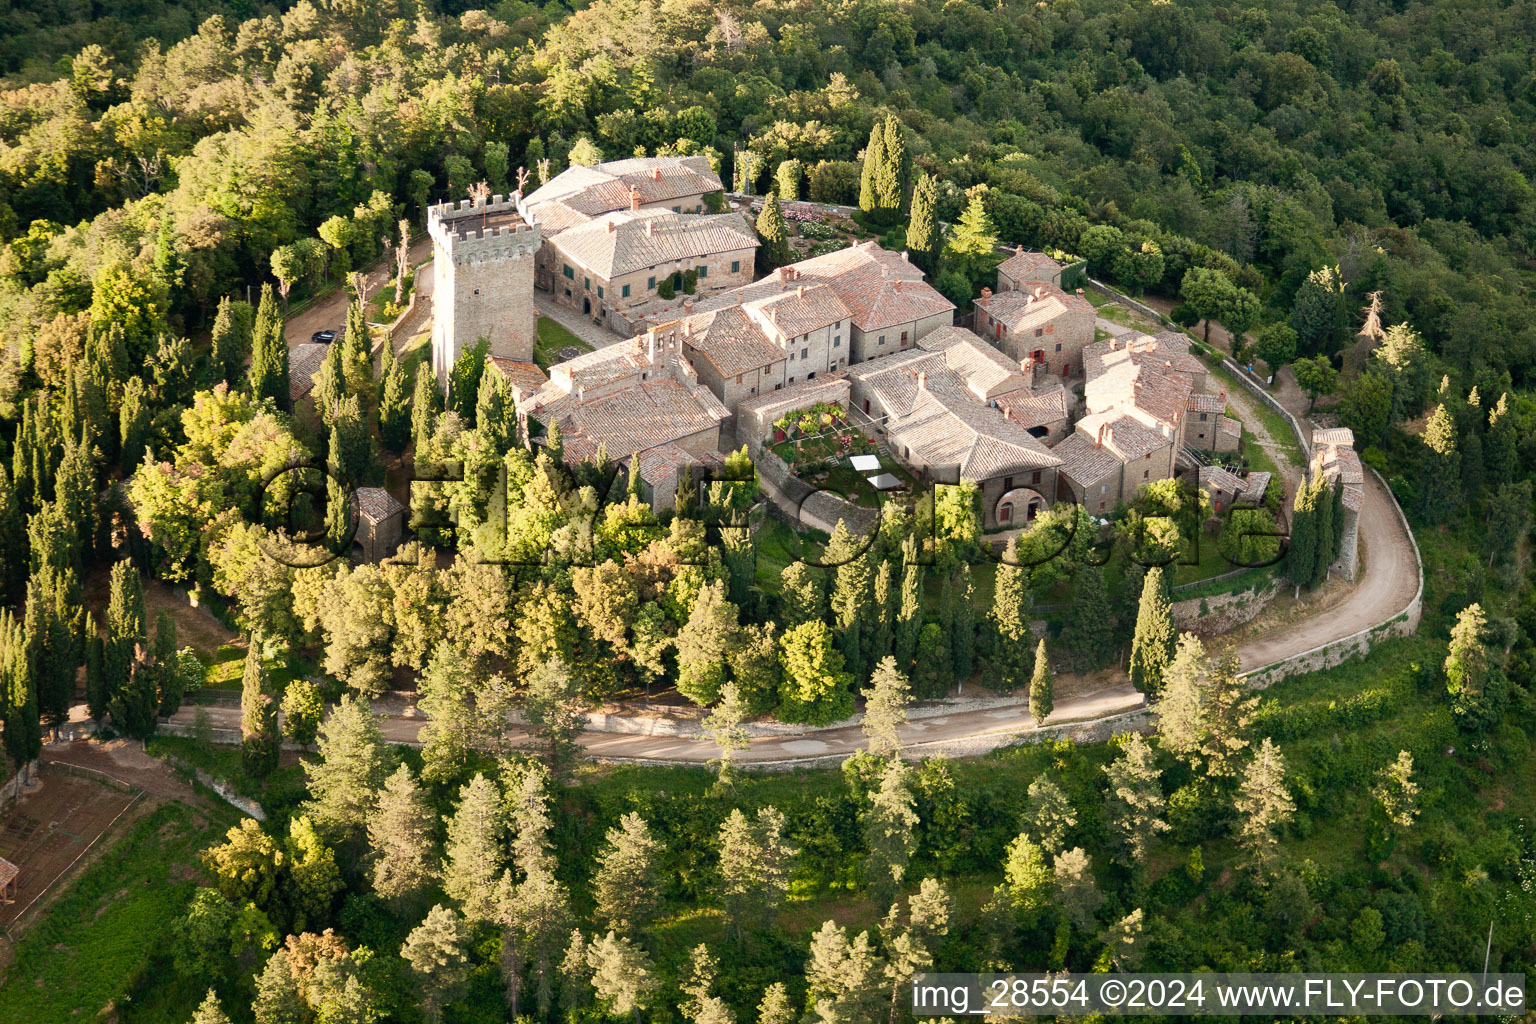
left=428, top=195, right=542, bottom=384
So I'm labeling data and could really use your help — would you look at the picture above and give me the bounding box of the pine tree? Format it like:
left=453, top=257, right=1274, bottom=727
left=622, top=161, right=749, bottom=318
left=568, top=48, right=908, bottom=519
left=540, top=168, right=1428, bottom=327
left=755, top=191, right=791, bottom=271
left=757, top=983, right=795, bottom=1024
left=411, top=363, right=441, bottom=454
left=894, top=539, right=924, bottom=670
left=1060, top=564, right=1115, bottom=672
left=522, top=657, right=586, bottom=778
left=1417, top=404, right=1460, bottom=524
left=1128, top=566, right=1176, bottom=693
left=592, top=812, right=661, bottom=937
left=1025, top=777, right=1077, bottom=855
left=674, top=580, right=741, bottom=706
left=401, top=905, right=470, bottom=1024
left=942, top=186, right=1000, bottom=289
left=861, top=656, right=910, bottom=756
left=559, top=930, right=594, bottom=1017
left=907, top=173, right=940, bottom=276
left=301, top=694, right=389, bottom=842
left=1485, top=393, right=1517, bottom=486
left=1371, top=750, right=1420, bottom=830
left=1154, top=632, right=1208, bottom=768
left=864, top=757, right=919, bottom=908
left=191, top=988, right=232, bottom=1024
left=1029, top=639, right=1054, bottom=726
left=442, top=773, right=506, bottom=923
left=716, top=809, right=759, bottom=940
left=1234, top=738, right=1294, bottom=877
left=702, top=681, right=751, bottom=787
left=586, top=931, right=658, bottom=1021
left=1103, top=732, right=1170, bottom=869
left=777, top=562, right=826, bottom=628
left=1052, top=848, right=1103, bottom=931
left=240, top=641, right=280, bottom=779
left=1002, top=831, right=1051, bottom=910
left=367, top=763, right=436, bottom=908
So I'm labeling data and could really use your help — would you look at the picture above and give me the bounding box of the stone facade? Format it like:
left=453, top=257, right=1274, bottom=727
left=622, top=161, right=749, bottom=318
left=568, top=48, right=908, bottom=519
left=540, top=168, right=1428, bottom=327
left=429, top=196, right=541, bottom=384
left=973, top=285, right=1096, bottom=379
left=847, top=308, right=954, bottom=364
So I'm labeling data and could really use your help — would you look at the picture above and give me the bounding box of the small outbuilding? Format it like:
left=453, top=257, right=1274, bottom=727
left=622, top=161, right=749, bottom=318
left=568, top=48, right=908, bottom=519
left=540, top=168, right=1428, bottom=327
left=353, top=488, right=406, bottom=563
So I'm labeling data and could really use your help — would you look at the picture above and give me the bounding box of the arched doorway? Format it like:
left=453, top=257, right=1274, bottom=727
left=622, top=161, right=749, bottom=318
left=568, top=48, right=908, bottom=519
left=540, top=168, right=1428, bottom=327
left=995, top=487, right=1047, bottom=527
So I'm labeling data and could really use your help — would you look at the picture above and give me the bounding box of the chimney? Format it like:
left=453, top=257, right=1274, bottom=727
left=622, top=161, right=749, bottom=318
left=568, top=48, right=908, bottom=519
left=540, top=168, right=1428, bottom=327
left=645, top=220, right=654, bottom=237
left=778, top=267, right=792, bottom=284
left=1109, top=338, right=1118, bottom=350
left=893, top=279, right=901, bottom=292
left=647, top=328, right=656, bottom=362
left=1076, top=288, right=1085, bottom=297
left=1165, top=359, right=1173, bottom=369
left=1096, top=422, right=1108, bottom=448
left=1002, top=406, right=1012, bottom=422
left=629, top=187, right=642, bottom=211
left=606, top=220, right=616, bottom=233
left=1219, top=389, right=1226, bottom=400
left=769, top=306, right=778, bottom=325
left=881, top=265, right=890, bottom=280
left=980, top=287, right=993, bottom=302
left=631, top=336, right=642, bottom=354
left=796, top=285, right=804, bottom=299
left=650, top=167, right=661, bottom=181
left=917, top=371, right=927, bottom=390
left=684, top=299, right=694, bottom=314
left=901, top=250, right=910, bottom=261
left=1015, top=244, right=1023, bottom=254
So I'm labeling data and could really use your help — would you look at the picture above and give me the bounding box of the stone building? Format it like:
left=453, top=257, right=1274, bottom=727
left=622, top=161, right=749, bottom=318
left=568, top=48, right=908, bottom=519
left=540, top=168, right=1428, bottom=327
left=995, top=248, right=1088, bottom=294
left=1184, top=392, right=1242, bottom=452
left=353, top=488, right=405, bottom=564
left=972, top=283, right=1095, bottom=379
left=514, top=329, right=730, bottom=508
left=428, top=195, right=542, bottom=383
left=1311, top=427, right=1364, bottom=580
left=536, top=208, right=758, bottom=326
left=847, top=326, right=1062, bottom=528
left=519, top=155, right=724, bottom=226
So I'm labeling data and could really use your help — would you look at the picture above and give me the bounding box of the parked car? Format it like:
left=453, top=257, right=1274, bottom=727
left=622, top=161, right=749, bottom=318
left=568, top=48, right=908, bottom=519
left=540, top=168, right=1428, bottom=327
left=311, top=328, right=344, bottom=344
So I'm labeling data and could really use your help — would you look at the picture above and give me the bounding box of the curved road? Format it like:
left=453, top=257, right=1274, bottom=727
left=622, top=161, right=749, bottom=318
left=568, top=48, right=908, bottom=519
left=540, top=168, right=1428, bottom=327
left=153, top=287, right=1421, bottom=765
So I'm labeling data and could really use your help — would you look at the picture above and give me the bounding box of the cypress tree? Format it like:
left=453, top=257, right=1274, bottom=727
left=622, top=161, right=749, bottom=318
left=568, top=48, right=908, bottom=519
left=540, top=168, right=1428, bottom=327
left=951, top=562, right=976, bottom=682
left=1029, top=639, right=1054, bottom=726
left=1, top=610, right=41, bottom=781
left=755, top=192, right=791, bottom=271
left=1416, top=404, right=1459, bottom=525
left=103, top=558, right=145, bottom=716
left=907, top=173, right=940, bottom=276
left=83, top=612, right=106, bottom=722
left=1060, top=564, right=1115, bottom=672
left=379, top=355, right=411, bottom=453
left=1311, top=474, right=1335, bottom=587
left=249, top=284, right=285, bottom=409
left=240, top=640, right=280, bottom=779
left=827, top=522, right=871, bottom=681
left=0, top=467, right=25, bottom=607
left=342, top=301, right=374, bottom=401
left=893, top=536, right=924, bottom=669
left=626, top=452, right=644, bottom=500
left=411, top=363, right=440, bottom=454
left=859, top=121, right=887, bottom=218
left=991, top=537, right=1034, bottom=691
left=209, top=296, right=249, bottom=386
left=1286, top=475, right=1317, bottom=589
left=877, top=115, right=906, bottom=218
left=1329, top=478, right=1346, bottom=562
left=118, top=377, right=151, bottom=474
left=1128, top=566, right=1176, bottom=694
left=1485, top=394, right=1517, bottom=486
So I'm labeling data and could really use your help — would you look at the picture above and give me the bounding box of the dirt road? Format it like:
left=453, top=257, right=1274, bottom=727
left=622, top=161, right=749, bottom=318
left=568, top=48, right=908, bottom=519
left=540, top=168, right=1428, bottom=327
left=282, top=240, right=433, bottom=349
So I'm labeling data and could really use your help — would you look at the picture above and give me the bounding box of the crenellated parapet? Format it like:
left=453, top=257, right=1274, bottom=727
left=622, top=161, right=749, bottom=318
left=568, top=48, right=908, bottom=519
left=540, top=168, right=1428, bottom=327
left=427, top=195, right=542, bottom=263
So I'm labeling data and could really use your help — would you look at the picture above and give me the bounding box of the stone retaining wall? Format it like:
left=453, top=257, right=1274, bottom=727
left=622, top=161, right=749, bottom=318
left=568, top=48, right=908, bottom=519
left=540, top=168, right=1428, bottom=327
left=1172, top=579, right=1281, bottom=633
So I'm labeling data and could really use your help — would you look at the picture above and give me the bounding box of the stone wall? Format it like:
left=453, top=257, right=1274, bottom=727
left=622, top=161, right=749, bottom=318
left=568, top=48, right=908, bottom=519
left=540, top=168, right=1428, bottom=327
left=753, top=446, right=878, bottom=535
left=1172, top=578, right=1281, bottom=632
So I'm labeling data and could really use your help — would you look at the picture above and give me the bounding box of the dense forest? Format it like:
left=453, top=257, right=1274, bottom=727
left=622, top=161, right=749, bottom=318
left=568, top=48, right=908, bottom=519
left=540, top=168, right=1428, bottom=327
left=2, top=0, right=1536, bottom=1022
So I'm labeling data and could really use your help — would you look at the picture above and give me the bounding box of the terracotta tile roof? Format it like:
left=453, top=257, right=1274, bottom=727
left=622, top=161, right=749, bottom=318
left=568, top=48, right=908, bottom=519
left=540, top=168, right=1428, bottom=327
left=1218, top=414, right=1242, bottom=437
left=848, top=340, right=1060, bottom=479
left=355, top=487, right=405, bottom=525
left=746, top=284, right=849, bottom=338
left=998, top=249, right=1064, bottom=285
left=1076, top=413, right=1170, bottom=462
left=1130, top=362, right=1194, bottom=427
left=780, top=242, right=954, bottom=331
left=1187, top=392, right=1226, bottom=414
left=633, top=442, right=702, bottom=485
left=522, top=156, right=722, bottom=222
left=558, top=375, right=729, bottom=455
left=976, top=284, right=1090, bottom=333
left=679, top=306, right=784, bottom=377
left=1197, top=465, right=1246, bottom=497
left=0, top=856, right=16, bottom=889
left=488, top=357, right=549, bottom=402
left=1053, top=431, right=1122, bottom=487
left=992, top=379, right=1069, bottom=432
left=1240, top=471, right=1272, bottom=502
left=290, top=343, right=329, bottom=403
left=1316, top=443, right=1365, bottom=486
left=1312, top=427, right=1356, bottom=448
left=549, top=210, right=757, bottom=281
left=918, top=325, right=1031, bottom=400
